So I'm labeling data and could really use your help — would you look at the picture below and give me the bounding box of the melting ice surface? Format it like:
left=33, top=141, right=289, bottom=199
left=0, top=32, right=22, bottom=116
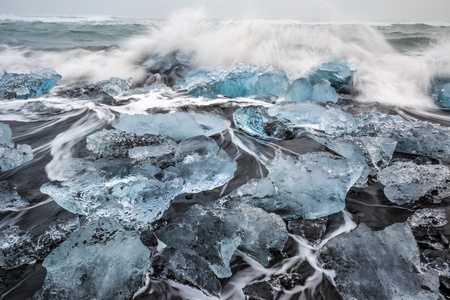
left=0, top=67, right=61, bottom=99
left=41, top=126, right=236, bottom=229
left=37, top=219, right=150, bottom=300
left=113, top=112, right=227, bottom=141
left=231, top=152, right=363, bottom=219
left=0, top=122, right=33, bottom=172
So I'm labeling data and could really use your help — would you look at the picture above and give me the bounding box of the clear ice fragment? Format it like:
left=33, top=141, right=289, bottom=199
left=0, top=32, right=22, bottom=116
left=37, top=219, right=150, bottom=300
left=113, top=113, right=227, bottom=141
left=0, top=67, right=62, bottom=99
left=233, top=152, right=363, bottom=219
left=284, top=78, right=313, bottom=103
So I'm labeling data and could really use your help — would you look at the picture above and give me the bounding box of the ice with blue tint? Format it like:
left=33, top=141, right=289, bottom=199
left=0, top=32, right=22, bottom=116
left=268, top=102, right=326, bottom=126
left=113, top=113, right=227, bottom=141
left=432, top=82, right=450, bottom=109
left=0, top=216, right=79, bottom=270
left=319, top=107, right=357, bottom=135
left=174, top=63, right=289, bottom=100
left=0, top=181, right=28, bottom=209
left=312, top=136, right=397, bottom=186
left=151, top=247, right=222, bottom=297
left=320, top=223, right=439, bottom=300
left=352, top=112, right=450, bottom=158
left=311, top=79, right=338, bottom=103
left=233, top=152, right=363, bottom=219
left=0, top=67, right=62, bottom=99
left=86, top=129, right=177, bottom=159
left=0, top=122, right=33, bottom=172
left=42, top=131, right=236, bottom=229
left=254, top=67, right=290, bottom=99
left=156, top=203, right=288, bottom=278
left=37, top=219, right=150, bottom=300
left=81, top=77, right=133, bottom=97
left=170, top=136, right=237, bottom=193
left=284, top=78, right=313, bottom=102
left=309, top=61, right=357, bottom=91
left=233, top=106, right=293, bottom=139
left=40, top=158, right=184, bottom=229
left=378, top=161, right=450, bottom=205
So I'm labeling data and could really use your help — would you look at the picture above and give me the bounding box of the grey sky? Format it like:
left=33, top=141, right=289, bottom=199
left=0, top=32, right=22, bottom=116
left=1, top=0, right=449, bottom=22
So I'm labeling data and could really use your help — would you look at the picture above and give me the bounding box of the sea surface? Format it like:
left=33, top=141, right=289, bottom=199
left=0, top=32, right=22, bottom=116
left=0, top=11, right=449, bottom=300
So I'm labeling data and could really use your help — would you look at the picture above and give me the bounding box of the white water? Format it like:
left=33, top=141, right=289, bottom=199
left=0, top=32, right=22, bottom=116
left=1, top=9, right=450, bottom=110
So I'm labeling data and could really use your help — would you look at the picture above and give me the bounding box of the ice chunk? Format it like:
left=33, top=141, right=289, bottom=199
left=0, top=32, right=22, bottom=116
left=319, top=106, right=357, bottom=135
left=0, top=225, right=35, bottom=269
left=233, top=106, right=293, bottom=139
left=432, top=82, right=450, bottom=109
left=0, top=216, right=79, bottom=270
left=0, top=122, right=13, bottom=147
left=254, top=67, right=290, bottom=99
left=378, top=161, right=450, bottom=205
left=312, top=136, right=397, bottom=186
left=170, top=136, right=237, bottom=193
left=408, top=208, right=447, bottom=228
left=156, top=203, right=288, bottom=278
left=37, top=219, right=150, bottom=300
left=82, top=77, right=133, bottom=97
left=233, top=152, right=363, bottom=219
left=0, top=123, right=33, bottom=172
left=86, top=129, right=176, bottom=159
left=0, top=181, right=28, bottom=209
left=151, top=247, right=222, bottom=297
left=320, top=223, right=439, bottom=300
left=353, top=112, right=450, bottom=157
left=40, top=159, right=184, bottom=229
left=42, top=135, right=236, bottom=229
left=174, top=64, right=289, bottom=99
left=268, top=102, right=326, bottom=126
left=309, top=61, right=356, bottom=91
left=311, top=79, right=338, bottom=103
left=113, top=112, right=227, bottom=141
left=0, top=67, right=61, bottom=99
left=284, top=78, right=313, bottom=102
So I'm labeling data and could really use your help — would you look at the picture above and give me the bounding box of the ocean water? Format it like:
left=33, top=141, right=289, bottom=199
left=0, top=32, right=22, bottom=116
left=0, top=11, right=449, bottom=300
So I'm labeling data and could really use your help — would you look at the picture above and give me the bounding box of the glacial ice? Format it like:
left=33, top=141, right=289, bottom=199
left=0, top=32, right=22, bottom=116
left=233, top=106, right=293, bottom=139
left=42, top=131, right=236, bottom=229
left=40, top=159, right=184, bottom=229
left=37, top=219, right=150, bottom=300
left=0, top=225, right=35, bottom=269
left=86, top=129, right=177, bottom=159
left=433, top=82, right=450, bottom=109
left=232, top=152, right=363, bottom=219
left=311, top=79, right=338, bottom=103
left=378, top=161, right=450, bottom=205
left=150, top=247, right=222, bottom=297
left=320, top=223, right=439, bottom=300
left=268, top=102, right=326, bottom=126
left=309, top=61, right=356, bottom=91
left=81, top=77, right=133, bottom=97
left=0, top=122, right=33, bottom=172
left=352, top=112, right=450, bottom=157
left=156, top=203, right=288, bottom=278
left=312, top=136, right=397, bottom=186
left=254, top=67, right=290, bottom=99
left=144, top=52, right=194, bottom=78
left=113, top=112, right=227, bottom=141
left=0, top=67, right=62, bottom=99
left=0, top=181, right=28, bottom=209
left=408, top=208, right=448, bottom=228
left=171, top=136, right=237, bottom=193
left=0, top=216, right=79, bottom=270
left=174, top=64, right=289, bottom=100
left=284, top=77, right=313, bottom=103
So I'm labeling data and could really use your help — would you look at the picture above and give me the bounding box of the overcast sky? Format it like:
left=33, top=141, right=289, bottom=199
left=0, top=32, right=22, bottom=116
left=1, top=0, right=449, bottom=22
